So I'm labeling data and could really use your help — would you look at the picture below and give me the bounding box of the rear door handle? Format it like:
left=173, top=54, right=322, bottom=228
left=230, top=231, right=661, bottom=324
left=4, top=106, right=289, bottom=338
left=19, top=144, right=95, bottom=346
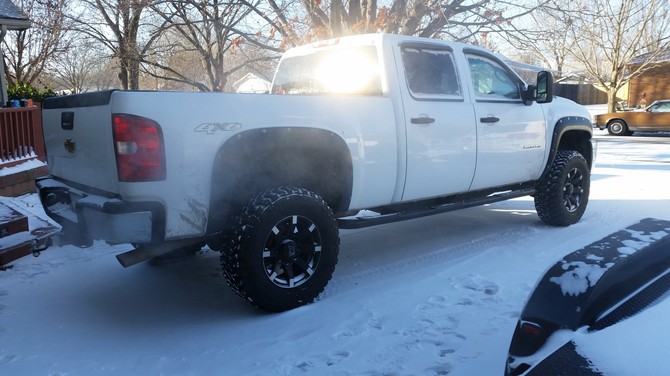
left=480, top=116, right=500, bottom=123
left=411, top=116, right=435, bottom=125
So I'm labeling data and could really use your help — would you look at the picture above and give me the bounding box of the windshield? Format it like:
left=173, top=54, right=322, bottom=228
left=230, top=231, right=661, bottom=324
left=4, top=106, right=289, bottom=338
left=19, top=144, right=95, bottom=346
left=272, top=46, right=382, bottom=96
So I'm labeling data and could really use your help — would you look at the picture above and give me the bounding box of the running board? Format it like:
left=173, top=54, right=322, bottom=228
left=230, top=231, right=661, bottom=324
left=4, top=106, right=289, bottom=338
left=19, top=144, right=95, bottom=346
left=337, top=188, right=535, bottom=229
left=116, top=239, right=202, bottom=268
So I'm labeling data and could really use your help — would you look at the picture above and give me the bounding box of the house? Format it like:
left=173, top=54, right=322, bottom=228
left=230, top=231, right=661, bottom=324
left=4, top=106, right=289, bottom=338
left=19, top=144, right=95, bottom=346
left=0, top=0, right=30, bottom=105
left=234, top=73, right=272, bottom=93
left=627, top=49, right=670, bottom=108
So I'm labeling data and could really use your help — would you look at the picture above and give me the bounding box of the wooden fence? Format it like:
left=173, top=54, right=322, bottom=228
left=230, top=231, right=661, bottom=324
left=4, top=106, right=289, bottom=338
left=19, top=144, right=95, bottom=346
left=0, top=105, right=48, bottom=196
left=554, top=84, right=608, bottom=105
left=0, top=105, right=46, bottom=169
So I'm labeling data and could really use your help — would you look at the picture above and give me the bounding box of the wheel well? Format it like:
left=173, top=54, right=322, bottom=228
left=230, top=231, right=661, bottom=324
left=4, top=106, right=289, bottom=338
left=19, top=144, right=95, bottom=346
left=607, top=118, right=627, bottom=127
left=557, top=130, right=593, bottom=168
left=208, top=127, right=353, bottom=235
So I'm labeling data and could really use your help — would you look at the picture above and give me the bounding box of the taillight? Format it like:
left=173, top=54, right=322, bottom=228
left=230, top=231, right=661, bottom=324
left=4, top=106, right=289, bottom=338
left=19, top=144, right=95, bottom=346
left=112, top=114, right=166, bottom=182
left=520, top=321, right=543, bottom=337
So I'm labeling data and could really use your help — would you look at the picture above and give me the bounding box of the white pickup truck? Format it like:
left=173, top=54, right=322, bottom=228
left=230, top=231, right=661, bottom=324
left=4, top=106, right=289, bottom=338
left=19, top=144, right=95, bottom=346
left=37, top=33, right=593, bottom=311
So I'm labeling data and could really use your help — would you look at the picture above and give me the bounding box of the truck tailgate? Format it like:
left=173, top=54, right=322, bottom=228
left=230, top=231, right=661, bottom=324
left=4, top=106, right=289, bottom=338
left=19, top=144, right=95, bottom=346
left=42, top=91, right=120, bottom=194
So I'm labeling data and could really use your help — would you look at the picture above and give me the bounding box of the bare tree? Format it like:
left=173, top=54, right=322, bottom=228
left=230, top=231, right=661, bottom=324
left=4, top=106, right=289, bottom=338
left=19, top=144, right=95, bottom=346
left=50, top=39, right=103, bottom=93
left=569, top=0, right=670, bottom=113
left=148, top=0, right=280, bottom=92
left=504, top=0, right=580, bottom=79
left=256, top=0, right=543, bottom=48
left=3, top=0, right=71, bottom=86
left=89, top=58, right=119, bottom=91
left=73, top=0, right=163, bottom=90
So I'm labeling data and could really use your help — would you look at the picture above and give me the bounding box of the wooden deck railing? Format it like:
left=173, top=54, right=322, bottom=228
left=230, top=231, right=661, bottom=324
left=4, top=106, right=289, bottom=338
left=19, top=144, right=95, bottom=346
left=0, top=105, right=46, bottom=169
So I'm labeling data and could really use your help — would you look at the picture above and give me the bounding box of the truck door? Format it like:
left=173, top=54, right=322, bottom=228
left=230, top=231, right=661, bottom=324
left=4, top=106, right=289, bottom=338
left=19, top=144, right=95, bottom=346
left=465, top=52, right=547, bottom=190
left=398, top=44, right=477, bottom=202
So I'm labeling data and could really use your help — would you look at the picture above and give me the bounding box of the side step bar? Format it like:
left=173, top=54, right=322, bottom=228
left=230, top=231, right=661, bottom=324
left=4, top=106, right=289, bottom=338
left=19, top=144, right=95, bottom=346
left=116, top=239, right=203, bottom=268
left=337, top=188, right=535, bottom=229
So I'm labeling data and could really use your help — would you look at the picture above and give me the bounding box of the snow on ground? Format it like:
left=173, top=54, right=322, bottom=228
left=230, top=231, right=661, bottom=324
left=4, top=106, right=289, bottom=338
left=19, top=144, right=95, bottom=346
left=0, top=158, right=46, bottom=177
left=2, top=116, right=670, bottom=375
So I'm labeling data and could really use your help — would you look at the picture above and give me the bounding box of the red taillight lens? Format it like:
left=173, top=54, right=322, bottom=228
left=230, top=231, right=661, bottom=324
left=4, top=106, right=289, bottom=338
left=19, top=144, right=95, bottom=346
left=112, top=114, right=166, bottom=182
left=520, top=321, right=542, bottom=337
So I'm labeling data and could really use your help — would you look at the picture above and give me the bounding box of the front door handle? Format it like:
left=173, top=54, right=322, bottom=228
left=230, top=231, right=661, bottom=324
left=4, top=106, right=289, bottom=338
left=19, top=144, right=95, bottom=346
left=411, top=116, right=435, bottom=125
left=480, top=116, right=500, bottom=123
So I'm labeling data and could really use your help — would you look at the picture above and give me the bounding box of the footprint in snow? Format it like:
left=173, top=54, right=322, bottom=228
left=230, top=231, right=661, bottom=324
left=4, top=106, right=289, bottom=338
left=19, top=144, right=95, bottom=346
left=0, top=353, right=17, bottom=364
left=455, top=274, right=500, bottom=296
left=296, top=350, right=350, bottom=371
left=332, top=310, right=383, bottom=338
left=425, top=362, right=454, bottom=375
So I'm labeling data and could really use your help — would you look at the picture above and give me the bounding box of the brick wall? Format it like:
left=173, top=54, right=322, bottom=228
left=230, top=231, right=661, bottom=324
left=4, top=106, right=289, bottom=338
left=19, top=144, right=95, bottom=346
left=628, top=64, right=670, bottom=107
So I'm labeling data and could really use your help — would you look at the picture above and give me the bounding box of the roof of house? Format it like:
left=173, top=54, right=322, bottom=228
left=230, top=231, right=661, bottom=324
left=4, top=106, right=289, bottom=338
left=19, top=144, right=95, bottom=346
left=0, top=0, right=30, bottom=30
left=630, top=49, right=670, bottom=66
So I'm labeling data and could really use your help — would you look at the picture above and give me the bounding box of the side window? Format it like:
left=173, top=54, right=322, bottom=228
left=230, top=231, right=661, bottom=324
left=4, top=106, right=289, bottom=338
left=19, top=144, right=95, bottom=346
left=467, top=55, right=520, bottom=100
left=401, top=47, right=461, bottom=98
left=652, top=102, right=670, bottom=112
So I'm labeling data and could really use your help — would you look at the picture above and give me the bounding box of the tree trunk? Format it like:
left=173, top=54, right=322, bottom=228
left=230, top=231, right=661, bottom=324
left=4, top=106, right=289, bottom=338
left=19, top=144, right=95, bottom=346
left=129, top=58, right=140, bottom=90
left=607, top=88, right=618, bottom=113
left=118, top=63, right=129, bottom=90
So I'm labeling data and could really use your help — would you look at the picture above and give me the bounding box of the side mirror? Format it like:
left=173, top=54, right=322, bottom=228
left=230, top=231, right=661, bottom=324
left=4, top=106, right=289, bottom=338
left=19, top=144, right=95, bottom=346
left=536, top=71, right=554, bottom=104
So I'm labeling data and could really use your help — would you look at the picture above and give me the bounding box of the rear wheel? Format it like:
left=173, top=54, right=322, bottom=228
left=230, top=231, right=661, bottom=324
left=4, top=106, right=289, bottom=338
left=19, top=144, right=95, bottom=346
left=221, top=186, right=339, bottom=312
left=607, top=120, right=630, bottom=136
left=535, top=150, right=590, bottom=226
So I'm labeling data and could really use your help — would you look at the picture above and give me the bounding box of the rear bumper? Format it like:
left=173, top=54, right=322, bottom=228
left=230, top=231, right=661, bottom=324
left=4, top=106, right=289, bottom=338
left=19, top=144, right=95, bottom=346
left=35, top=177, right=165, bottom=246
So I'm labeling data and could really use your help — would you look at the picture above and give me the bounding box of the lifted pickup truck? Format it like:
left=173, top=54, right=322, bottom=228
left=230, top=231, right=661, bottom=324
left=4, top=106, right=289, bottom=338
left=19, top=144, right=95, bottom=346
left=37, top=33, right=593, bottom=311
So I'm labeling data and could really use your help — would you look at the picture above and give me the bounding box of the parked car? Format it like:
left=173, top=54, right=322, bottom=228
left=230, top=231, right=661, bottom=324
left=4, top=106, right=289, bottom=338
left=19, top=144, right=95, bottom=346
left=594, top=99, right=670, bottom=136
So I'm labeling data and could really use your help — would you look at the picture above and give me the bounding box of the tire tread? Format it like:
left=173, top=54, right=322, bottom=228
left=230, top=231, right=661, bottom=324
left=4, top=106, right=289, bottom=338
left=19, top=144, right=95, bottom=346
left=220, top=186, right=339, bottom=312
left=535, top=150, right=590, bottom=226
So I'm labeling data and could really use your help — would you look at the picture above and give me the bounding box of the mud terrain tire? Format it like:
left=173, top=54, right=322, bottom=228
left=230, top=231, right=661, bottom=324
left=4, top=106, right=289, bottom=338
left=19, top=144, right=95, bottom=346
left=221, top=186, right=339, bottom=312
left=535, top=150, right=590, bottom=226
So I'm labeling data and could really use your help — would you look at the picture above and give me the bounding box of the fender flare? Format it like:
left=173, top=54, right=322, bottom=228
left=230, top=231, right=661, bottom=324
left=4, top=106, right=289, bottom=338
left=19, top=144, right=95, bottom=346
left=540, top=116, right=593, bottom=181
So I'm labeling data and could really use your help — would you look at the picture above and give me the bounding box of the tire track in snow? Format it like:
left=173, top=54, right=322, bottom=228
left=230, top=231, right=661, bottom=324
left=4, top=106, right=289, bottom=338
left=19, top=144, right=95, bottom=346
left=323, top=212, right=542, bottom=298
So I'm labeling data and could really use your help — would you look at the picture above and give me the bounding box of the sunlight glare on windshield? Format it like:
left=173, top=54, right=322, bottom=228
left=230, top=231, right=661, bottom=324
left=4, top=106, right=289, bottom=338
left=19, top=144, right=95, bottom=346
left=315, top=50, right=378, bottom=94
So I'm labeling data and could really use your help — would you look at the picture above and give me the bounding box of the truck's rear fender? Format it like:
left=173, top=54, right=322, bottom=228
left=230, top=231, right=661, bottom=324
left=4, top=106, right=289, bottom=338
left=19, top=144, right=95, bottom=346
left=541, top=116, right=593, bottom=180
left=207, top=127, right=353, bottom=238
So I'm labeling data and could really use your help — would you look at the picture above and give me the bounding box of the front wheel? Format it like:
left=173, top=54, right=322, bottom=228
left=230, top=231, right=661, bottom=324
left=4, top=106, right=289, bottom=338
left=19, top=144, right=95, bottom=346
left=221, top=186, right=339, bottom=312
left=534, top=150, right=590, bottom=226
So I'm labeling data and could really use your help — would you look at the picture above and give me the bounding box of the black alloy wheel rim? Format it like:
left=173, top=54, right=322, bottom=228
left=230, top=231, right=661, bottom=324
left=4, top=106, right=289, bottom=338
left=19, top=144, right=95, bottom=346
left=262, top=215, right=322, bottom=288
left=563, top=167, right=584, bottom=213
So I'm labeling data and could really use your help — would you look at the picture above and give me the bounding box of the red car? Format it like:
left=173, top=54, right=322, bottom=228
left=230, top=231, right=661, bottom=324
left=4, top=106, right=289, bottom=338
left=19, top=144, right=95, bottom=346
left=594, top=100, right=670, bottom=135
